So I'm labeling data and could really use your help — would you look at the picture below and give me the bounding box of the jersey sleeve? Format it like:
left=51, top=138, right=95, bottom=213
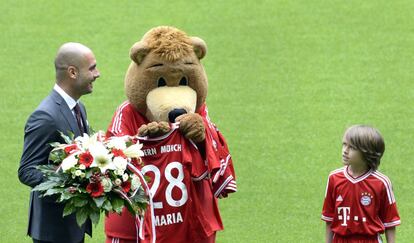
left=321, top=175, right=335, bottom=222
left=203, top=117, right=237, bottom=198
left=378, top=179, right=401, bottom=228
left=106, top=102, right=143, bottom=137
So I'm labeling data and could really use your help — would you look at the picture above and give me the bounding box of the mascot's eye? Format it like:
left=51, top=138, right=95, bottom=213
left=157, top=77, right=167, bottom=87
left=179, top=77, right=188, bottom=86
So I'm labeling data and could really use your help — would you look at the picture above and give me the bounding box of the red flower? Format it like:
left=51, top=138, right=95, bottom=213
left=86, top=182, right=104, bottom=197
left=121, top=181, right=131, bottom=193
left=112, top=148, right=127, bottom=159
left=64, top=144, right=78, bottom=154
left=79, top=151, right=93, bottom=167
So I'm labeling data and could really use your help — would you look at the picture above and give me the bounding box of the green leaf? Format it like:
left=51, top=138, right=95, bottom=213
left=63, top=201, right=75, bottom=217
left=85, top=167, right=100, bottom=178
left=102, top=200, right=112, bottom=212
left=36, top=164, right=58, bottom=174
left=111, top=197, right=124, bottom=214
left=32, top=180, right=59, bottom=192
left=48, top=149, right=66, bottom=163
left=93, top=197, right=105, bottom=208
left=130, top=188, right=149, bottom=204
left=75, top=207, right=88, bottom=227
left=58, top=191, right=74, bottom=202
left=43, top=188, right=65, bottom=196
left=48, top=142, right=62, bottom=148
left=90, top=211, right=100, bottom=226
left=73, top=197, right=89, bottom=207
left=59, top=131, right=73, bottom=144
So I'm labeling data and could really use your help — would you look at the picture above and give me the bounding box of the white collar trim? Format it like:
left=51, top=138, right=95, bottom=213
left=343, top=166, right=373, bottom=184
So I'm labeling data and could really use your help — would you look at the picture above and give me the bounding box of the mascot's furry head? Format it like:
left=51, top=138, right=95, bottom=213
left=125, top=26, right=208, bottom=123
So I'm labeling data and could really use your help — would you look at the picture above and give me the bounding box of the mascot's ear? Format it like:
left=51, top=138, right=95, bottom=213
left=130, top=41, right=150, bottom=65
left=191, top=37, right=207, bottom=60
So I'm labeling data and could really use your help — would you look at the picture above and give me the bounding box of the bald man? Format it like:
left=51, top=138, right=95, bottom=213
left=18, top=43, right=100, bottom=243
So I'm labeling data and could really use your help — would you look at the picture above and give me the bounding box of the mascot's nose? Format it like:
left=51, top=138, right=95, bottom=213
left=168, top=109, right=187, bottom=123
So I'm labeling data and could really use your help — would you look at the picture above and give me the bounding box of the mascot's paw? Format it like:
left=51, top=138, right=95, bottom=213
left=176, top=113, right=205, bottom=143
left=138, top=121, right=171, bottom=137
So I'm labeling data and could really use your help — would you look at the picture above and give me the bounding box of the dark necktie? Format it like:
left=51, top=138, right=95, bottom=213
left=73, top=103, right=85, bottom=134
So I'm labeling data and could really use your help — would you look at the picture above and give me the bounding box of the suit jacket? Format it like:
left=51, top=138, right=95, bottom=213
left=18, top=89, right=92, bottom=243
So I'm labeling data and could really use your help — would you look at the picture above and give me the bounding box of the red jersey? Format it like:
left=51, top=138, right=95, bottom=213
left=201, top=107, right=237, bottom=198
left=105, top=101, right=231, bottom=240
left=321, top=166, right=400, bottom=237
left=138, top=124, right=214, bottom=243
left=107, top=101, right=236, bottom=198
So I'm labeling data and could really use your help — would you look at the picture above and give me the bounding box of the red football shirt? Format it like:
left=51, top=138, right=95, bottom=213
left=321, top=166, right=400, bottom=236
left=105, top=102, right=228, bottom=240
left=138, top=124, right=211, bottom=243
left=106, top=101, right=237, bottom=199
left=202, top=107, right=237, bottom=198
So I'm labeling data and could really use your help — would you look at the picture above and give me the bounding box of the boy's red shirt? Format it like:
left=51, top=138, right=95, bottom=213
left=322, top=166, right=400, bottom=236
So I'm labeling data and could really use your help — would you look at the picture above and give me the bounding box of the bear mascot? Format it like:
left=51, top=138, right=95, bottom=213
left=104, top=26, right=237, bottom=243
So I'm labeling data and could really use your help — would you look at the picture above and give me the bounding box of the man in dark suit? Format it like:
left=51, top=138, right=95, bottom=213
left=18, top=42, right=100, bottom=243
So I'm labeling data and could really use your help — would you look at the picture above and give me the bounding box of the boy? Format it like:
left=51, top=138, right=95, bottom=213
left=322, top=125, right=400, bottom=243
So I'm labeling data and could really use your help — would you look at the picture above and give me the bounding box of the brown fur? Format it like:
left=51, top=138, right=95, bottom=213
left=142, top=26, right=193, bottom=62
left=125, top=26, right=208, bottom=142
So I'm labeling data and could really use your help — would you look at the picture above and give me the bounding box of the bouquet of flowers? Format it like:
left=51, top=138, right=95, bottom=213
left=33, top=131, right=150, bottom=227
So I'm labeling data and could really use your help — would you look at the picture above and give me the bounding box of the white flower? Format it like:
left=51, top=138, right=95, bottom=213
left=74, top=134, right=93, bottom=151
left=80, top=172, right=86, bottom=178
left=106, top=136, right=128, bottom=150
left=114, top=178, right=122, bottom=186
left=123, top=143, right=144, bottom=158
left=74, top=170, right=82, bottom=177
left=89, top=143, right=115, bottom=173
left=74, top=131, right=105, bottom=150
left=113, top=156, right=128, bottom=171
left=131, top=175, right=142, bottom=191
left=115, top=168, right=125, bottom=176
left=61, top=154, right=78, bottom=172
left=122, top=173, right=129, bottom=182
left=101, top=178, right=113, bottom=192
left=79, top=164, right=86, bottom=170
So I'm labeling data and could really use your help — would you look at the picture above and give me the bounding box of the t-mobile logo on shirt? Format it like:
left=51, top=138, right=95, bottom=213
left=337, top=207, right=350, bottom=226
left=337, top=207, right=367, bottom=226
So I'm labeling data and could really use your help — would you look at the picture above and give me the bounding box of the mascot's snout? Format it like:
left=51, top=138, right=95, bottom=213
left=168, top=108, right=187, bottom=123
left=146, top=86, right=197, bottom=122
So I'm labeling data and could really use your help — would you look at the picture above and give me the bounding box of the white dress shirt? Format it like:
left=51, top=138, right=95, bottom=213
left=53, top=84, right=83, bottom=125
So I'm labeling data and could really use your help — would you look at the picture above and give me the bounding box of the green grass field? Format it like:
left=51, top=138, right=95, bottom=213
left=1, top=0, right=414, bottom=242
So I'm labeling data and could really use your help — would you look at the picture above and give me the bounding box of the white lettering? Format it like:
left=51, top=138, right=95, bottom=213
left=142, top=148, right=157, bottom=156
left=155, top=216, right=160, bottom=226
left=154, top=212, right=183, bottom=226
left=167, top=214, right=173, bottom=225
left=176, top=212, right=183, bottom=223
left=161, top=144, right=182, bottom=153
left=160, top=215, right=166, bottom=226
left=338, top=207, right=350, bottom=226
